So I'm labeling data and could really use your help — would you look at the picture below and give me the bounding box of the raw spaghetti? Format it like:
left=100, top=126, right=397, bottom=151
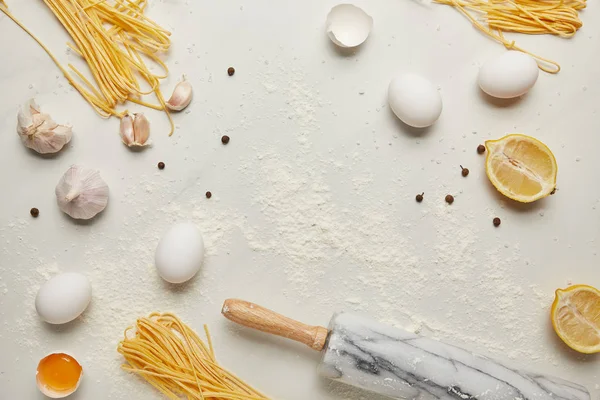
left=433, top=0, right=587, bottom=73
left=118, top=313, right=270, bottom=400
left=0, top=0, right=175, bottom=134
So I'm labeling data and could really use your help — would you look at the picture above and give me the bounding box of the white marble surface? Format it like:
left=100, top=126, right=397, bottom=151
left=1, top=1, right=599, bottom=399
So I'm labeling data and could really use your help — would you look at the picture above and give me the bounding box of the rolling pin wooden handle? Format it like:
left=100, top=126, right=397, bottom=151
left=222, top=299, right=329, bottom=351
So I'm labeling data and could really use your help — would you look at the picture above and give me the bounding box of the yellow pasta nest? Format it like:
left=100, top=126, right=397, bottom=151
left=118, top=313, right=270, bottom=400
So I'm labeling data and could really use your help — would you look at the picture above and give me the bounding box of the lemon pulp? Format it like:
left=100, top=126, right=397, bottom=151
left=485, top=134, right=557, bottom=203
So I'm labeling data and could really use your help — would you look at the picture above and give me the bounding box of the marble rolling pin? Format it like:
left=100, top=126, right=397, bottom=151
left=222, top=299, right=590, bottom=400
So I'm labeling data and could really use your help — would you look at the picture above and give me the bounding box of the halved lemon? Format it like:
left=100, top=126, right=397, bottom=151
left=551, top=285, right=600, bottom=354
left=485, top=134, right=557, bottom=203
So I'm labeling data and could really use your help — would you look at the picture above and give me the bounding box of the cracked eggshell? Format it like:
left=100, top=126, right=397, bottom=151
left=36, top=352, right=83, bottom=398
left=326, top=4, right=373, bottom=48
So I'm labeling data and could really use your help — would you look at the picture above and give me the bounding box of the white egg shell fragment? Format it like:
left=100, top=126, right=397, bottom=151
left=388, top=73, right=443, bottom=128
left=55, top=165, right=109, bottom=220
left=155, top=222, right=205, bottom=284
left=326, top=4, right=373, bottom=48
left=478, top=51, right=539, bottom=99
left=37, top=375, right=81, bottom=398
left=35, top=273, right=92, bottom=324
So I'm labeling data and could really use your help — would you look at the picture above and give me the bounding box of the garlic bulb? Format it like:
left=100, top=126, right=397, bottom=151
left=165, top=76, right=192, bottom=111
left=55, top=165, right=109, bottom=220
left=119, top=113, right=150, bottom=147
left=17, top=99, right=72, bottom=154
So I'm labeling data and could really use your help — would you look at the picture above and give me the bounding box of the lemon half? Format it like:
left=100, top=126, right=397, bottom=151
left=485, top=134, right=557, bottom=203
left=551, top=285, right=600, bottom=354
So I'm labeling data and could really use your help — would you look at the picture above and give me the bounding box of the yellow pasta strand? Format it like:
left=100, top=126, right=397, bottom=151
left=0, top=0, right=175, bottom=135
left=118, top=313, right=270, bottom=400
left=433, top=0, right=587, bottom=73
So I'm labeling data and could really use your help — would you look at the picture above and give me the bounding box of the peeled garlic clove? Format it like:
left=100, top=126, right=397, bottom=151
left=119, top=113, right=135, bottom=146
left=165, top=76, right=193, bottom=111
left=56, top=165, right=109, bottom=220
left=326, top=4, right=373, bottom=48
left=132, top=113, right=150, bottom=146
left=17, top=98, right=72, bottom=154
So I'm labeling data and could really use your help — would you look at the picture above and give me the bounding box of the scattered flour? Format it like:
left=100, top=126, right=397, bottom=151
left=1, top=56, right=597, bottom=398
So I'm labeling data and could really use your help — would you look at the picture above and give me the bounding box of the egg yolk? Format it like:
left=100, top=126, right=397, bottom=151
left=37, top=353, right=82, bottom=392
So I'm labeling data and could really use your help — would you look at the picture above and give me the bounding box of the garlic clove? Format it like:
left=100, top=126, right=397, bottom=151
left=119, top=114, right=135, bottom=146
left=32, top=112, right=58, bottom=131
left=27, top=125, right=73, bottom=154
left=17, top=98, right=39, bottom=129
left=165, top=76, right=193, bottom=111
left=17, top=98, right=72, bottom=154
left=132, top=113, right=150, bottom=146
left=120, top=113, right=150, bottom=147
left=56, top=165, right=109, bottom=220
left=50, top=124, right=73, bottom=148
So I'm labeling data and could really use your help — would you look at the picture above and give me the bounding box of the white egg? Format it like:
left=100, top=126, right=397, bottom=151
left=35, top=272, right=91, bottom=324
left=155, top=222, right=204, bottom=284
left=326, top=4, right=373, bottom=48
left=388, top=73, right=443, bottom=128
left=478, top=51, right=539, bottom=99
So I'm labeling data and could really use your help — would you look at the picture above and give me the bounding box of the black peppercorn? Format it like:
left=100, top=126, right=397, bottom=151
left=477, top=144, right=485, bottom=154
left=460, top=165, right=469, bottom=177
left=493, top=217, right=501, bottom=227
left=221, top=135, right=230, bottom=144
left=158, top=162, right=165, bottom=170
left=227, top=67, right=235, bottom=76
left=416, top=193, right=424, bottom=202
left=445, top=194, right=454, bottom=204
left=206, top=191, right=212, bottom=199
left=30, top=208, right=39, bottom=218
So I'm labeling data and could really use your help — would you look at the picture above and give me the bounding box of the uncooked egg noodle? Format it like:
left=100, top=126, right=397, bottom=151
left=0, top=0, right=175, bottom=134
left=434, top=0, right=587, bottom=73
left=118, top=313, right=269, bottom=400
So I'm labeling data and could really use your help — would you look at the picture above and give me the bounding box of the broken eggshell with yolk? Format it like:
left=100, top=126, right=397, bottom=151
left=36, top=352, right=83, bottom=398
left=326, top=4, right=373, bottom=48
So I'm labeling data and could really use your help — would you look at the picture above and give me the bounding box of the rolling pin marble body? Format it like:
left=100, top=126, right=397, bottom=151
left=319, top=312, right=589, bottom=400
left=222, top=300, right=590, bottom=400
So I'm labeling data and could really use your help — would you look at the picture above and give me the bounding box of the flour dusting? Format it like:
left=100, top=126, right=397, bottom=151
left=0, top=47, right=597, bottom=399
